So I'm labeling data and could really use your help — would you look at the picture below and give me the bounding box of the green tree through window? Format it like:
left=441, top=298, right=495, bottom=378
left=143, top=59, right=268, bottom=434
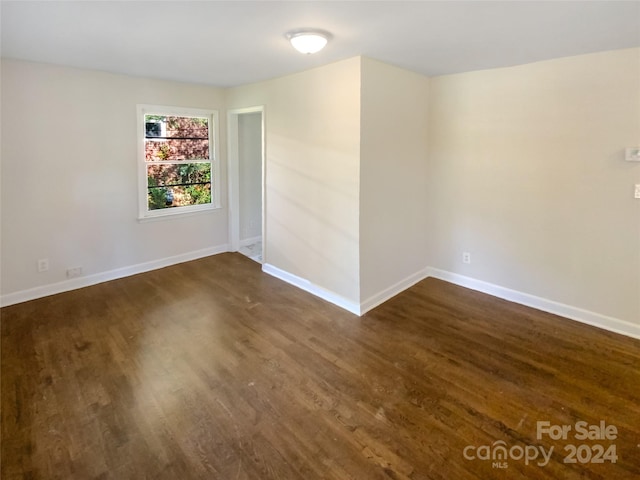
left=144, top=114, right=213, bottom=211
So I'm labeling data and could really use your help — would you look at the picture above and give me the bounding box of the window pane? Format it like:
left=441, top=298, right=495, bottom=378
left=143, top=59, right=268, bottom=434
left=147, top=163, right=212, bottom=210
left=145, top=138, right=210, bottom=161
left=145, top=115, right=210, bottom=161
left=164, top=116, right=208, bottom=139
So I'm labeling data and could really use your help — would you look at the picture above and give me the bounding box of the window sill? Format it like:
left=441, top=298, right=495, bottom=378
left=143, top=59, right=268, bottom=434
left=137, top=205, right=221, bottom=223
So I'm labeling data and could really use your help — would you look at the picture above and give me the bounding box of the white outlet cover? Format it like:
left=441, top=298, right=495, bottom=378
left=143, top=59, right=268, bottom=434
left=66, top=266, right=83, bottom=278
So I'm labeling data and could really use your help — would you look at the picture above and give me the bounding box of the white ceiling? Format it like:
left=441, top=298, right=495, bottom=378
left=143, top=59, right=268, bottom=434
left=2, top=1, right=639, bottom=87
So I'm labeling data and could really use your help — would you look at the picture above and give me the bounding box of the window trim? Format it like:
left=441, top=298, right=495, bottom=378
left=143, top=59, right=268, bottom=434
left=137, top=104, right=221, bottom=220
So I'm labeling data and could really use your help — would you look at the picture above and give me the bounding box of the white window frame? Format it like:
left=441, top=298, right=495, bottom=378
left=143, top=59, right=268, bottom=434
left=137, top=104, right=221, bottom=220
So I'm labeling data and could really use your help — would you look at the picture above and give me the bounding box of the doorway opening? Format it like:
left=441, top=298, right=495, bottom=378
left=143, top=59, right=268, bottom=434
left=228, top=107, right=265, bottom=264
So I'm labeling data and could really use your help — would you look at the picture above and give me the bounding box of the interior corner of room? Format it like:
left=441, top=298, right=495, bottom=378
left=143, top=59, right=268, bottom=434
left=1, top=15, right=639, bottom=339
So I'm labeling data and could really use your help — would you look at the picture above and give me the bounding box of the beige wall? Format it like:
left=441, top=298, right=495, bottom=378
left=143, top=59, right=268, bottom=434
left=227, top=57, right=431, bottom=310
left=1, top=59, right=229, bottom=298
left=428, top=48, right=640, bottom=324
left=227, top=58, right=362, bottom=304
left=359, top=58, right=430, bottom=305
left=3, top=49, right=638, bottom=330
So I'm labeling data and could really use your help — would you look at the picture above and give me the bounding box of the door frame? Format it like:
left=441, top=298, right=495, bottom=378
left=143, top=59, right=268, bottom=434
left=227, top=106, right=266, bottom=260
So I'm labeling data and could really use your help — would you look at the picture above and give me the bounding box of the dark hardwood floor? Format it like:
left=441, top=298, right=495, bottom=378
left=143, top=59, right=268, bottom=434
left=2, top=253, right=639, bottom=479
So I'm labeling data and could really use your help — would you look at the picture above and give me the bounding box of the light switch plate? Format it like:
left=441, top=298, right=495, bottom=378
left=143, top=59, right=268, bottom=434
left=635, top=184, right=640, bottom=199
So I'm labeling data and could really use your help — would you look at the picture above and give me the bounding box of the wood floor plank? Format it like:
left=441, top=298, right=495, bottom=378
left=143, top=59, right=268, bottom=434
left=2, top=252, right=639, bottom=479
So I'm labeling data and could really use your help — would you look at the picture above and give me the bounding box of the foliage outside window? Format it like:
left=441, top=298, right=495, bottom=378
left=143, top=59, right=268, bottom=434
left=138, top=106, right=219, bottom=219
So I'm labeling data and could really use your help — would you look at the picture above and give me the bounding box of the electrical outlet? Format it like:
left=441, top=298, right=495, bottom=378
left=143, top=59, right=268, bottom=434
left=66, top=266, right=83, bottom=278
left=462, top=252, right=471, bottom=264
left=37, top=258, right=49, bottom=273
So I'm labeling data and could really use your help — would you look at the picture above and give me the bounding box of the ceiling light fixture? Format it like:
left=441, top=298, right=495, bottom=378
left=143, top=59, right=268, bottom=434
left=286, top=29, right=330, bottom=55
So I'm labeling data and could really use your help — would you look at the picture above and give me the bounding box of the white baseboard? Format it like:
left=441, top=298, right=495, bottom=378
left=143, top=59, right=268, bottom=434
left=360, top=267, right=429, bottom=315
left=5, top=250, right=637, bottom=341
left=426, top=267, right=640, bottom=340
left=239, top=235, right=262, bottom=248
left=261, top=263, right=639, bottom=340
left=262, top=263, right=361, bottom=315
left=1, top=244, right=230, bottom=307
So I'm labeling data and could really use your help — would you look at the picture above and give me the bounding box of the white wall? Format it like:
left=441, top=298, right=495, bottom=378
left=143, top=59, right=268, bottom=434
left=359, top=58, right=430, bottom=308
left=3, top=50, right=638, bottom=334
left=227, top=58, right=362, bottom=305
left=238, top=112, right=262, bottom=242
left=427, top=48, right=640, bottom=325
left=227, top=57, right=433, bottom=312
left=1, top=59, right=229, bottom=302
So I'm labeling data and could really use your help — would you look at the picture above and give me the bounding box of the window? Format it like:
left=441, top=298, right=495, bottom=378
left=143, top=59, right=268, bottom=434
left=137, top=105, right=220, bottom=219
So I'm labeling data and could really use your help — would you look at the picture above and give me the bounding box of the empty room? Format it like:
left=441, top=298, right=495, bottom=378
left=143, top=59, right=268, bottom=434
left=1, top=1, right=639, bottom=479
